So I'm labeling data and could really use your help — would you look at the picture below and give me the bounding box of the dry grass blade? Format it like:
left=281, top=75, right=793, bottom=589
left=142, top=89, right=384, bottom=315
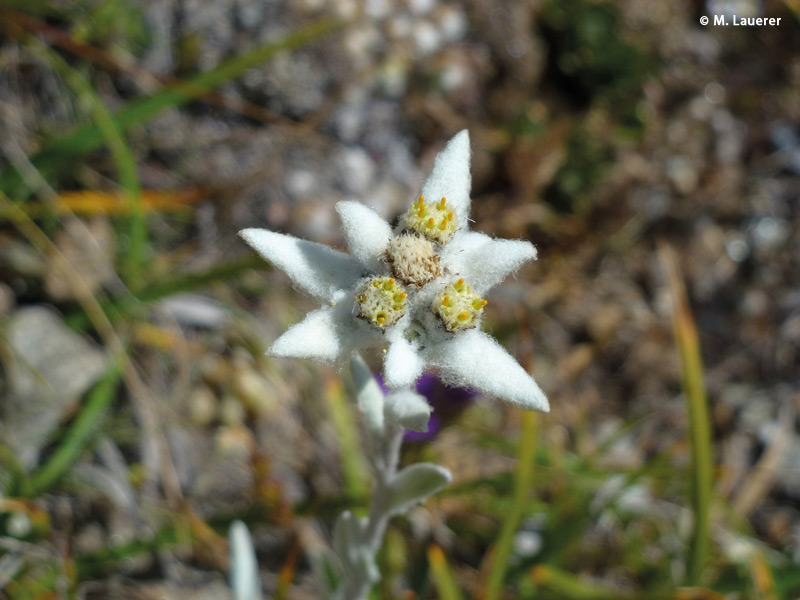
left=748, top=552, right=778, bottom=600
left=0, top=189, right=206, bottom=218
left=274, top=535, right=301, bottom=600
left=428, top=545, right=465, bottom=600
left=732, top=402, right=795, bottom=517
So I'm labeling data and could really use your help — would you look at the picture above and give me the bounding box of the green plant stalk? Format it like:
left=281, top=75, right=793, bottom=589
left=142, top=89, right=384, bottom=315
left=677, top=313, right=713, bottom=585
left=428, top=545, right=465, bottom=600
left=661, top=243, right=713, bottom=585
left=27, top=367, right=120, bottom=496
left=531, top=565, right=637, bottom=600
left=0, top=443, right=30, bottom=496
left=485, top=410, right=538, bottom=600
left=30, top=41, right=146, bottom=288
left=0, top=18, right=343, bottom=196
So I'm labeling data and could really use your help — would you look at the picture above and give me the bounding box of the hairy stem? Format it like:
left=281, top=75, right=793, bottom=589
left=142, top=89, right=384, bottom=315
left=337, top=424, right=404, bottom=600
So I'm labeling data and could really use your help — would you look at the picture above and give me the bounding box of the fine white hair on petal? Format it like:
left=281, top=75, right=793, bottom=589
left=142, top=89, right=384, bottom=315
left=383, top=337, right=425, bottom=388
left=426, top=329, right=549, bottom=412
left=239, top=228, right=363, bottom=302
left=419, top=130, right=472, bottom=229
left=335, top=201, right=392, bottom=273
left=441, top=231, right=537, bottom=294
left=269, top=306, right=353, bottom=363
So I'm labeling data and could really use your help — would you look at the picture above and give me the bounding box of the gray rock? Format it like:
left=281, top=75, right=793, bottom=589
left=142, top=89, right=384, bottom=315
left=2, top=307, right=108, bottom=470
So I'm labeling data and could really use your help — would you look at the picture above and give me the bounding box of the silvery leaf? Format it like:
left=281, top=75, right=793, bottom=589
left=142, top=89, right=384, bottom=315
left=332, top=511, right=362, bottom=574
left=229, top=520, right=262, bottom=600
left=349, top=356, right=385, bottom=437
left=385, top=463, right=452, bottom=516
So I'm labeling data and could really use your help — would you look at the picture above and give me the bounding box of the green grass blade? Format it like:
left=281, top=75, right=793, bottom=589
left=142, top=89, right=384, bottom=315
left=27, top=367, right=120, bottom=496
left=0, top=442, right=30, bottom=496
left=30, top=41, right=146, bottom=288
left=63, top=254, right=264, bottom=331
left=428, top=545, right=465, bottom=600
left=660, top=243, right=713, bottom=585
left=531, top=565, right=639, bottom=600
left=0, top=18, right=343, bottom=195
left=485, top=410, right=538, bottom=600
left=134, top=255, right=264, bottom=302
left=75, top=521, right=181, bottom=579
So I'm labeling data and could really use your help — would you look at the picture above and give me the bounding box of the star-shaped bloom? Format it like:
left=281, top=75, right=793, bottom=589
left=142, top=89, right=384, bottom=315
left=240, top=131, right=548, bottom=412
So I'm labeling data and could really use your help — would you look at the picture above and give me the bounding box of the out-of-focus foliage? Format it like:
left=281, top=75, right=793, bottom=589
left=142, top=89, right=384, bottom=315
left=541, top=0, right=652, bottom=125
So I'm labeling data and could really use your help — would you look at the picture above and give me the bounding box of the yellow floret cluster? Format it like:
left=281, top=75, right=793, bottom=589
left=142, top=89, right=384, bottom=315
left=356, top=277, right=408, bottom=331
left=432, top=278, right=487, bottom=332
left=401, top=195, right=457, bottom=245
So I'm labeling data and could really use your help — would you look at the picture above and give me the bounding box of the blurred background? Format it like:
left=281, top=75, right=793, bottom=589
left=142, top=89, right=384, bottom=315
left=0, top=0, right=799, bottom=598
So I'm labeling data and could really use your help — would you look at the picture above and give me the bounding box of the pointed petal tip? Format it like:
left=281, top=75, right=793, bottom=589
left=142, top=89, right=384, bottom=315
left=443, top=129, right=471, bottom=158
left=514, top=379, right=549, bottom=413
left=429, top=329, right=549, bottom=414
left=530, top=394, right=550, bottom=413
left=335, top=200, right=392, bottom=271
left=421, top=130, right=473, bottom=226
left=451, top=129, right=470, bottom=145
left=238, top=227, right=259, bottom=242
left=522, top=241, right=538, bottom=261
left=334, top=200, right=354, bottom=216
left=501, top=385, right=549, bottom=413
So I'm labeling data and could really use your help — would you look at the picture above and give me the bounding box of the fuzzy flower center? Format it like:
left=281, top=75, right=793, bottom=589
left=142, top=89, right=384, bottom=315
left=385, top=233, right=442, bottom=288
left=356, top=277, right=408, bottom=331
left=432, top=278, right=487, bottom=332
left=401, top=195, right=457, bottom=245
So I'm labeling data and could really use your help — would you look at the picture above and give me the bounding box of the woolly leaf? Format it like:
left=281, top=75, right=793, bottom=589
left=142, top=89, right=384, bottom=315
left=385, top=463, right=451, bottom=516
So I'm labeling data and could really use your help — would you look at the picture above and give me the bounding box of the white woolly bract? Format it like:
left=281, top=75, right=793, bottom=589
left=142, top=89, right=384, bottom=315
left=268, top=304, right=376, bottom=363
left=240, top=130, right=549, bottom=413
left=426, top=329, right=549, bottom=412
left=419, top=130, right=471, bottom=229
left=336, top=201, right=392, bottom=273
left=385, top=389, right=431, bottom=432
left=383, top=336, right=424, bottom=388
left=239, top=229, right=362, bottom=303
left=441, top=231, right=537, bottom=294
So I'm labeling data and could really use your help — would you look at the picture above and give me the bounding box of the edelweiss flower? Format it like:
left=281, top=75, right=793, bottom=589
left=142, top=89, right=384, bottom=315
left=240, top=131, right=548, bottom=412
